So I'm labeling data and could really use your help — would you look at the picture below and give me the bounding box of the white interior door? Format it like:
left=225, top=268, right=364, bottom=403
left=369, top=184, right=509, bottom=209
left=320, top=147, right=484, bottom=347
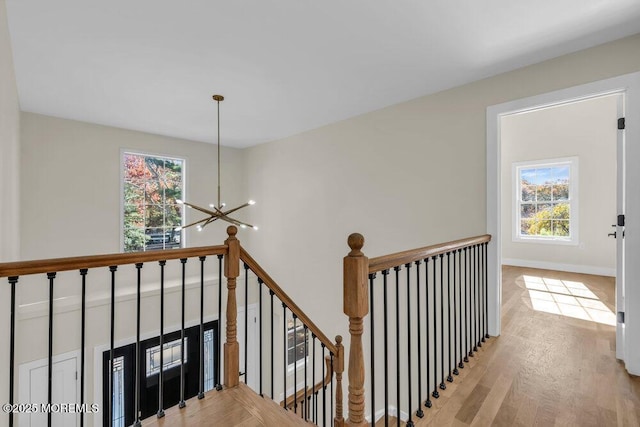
left=237, top=304, right=259, bottom=391
left=615, top=94, right=626, bottom=360
left=19, top=354, right=79, bottom=427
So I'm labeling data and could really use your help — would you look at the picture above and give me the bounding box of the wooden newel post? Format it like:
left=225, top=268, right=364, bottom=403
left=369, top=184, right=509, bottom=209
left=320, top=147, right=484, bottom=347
left=344, top=233, right=369, bottom=426
left=224, top=225, right=240, bottom=388
left=334, top=335, right=345, bottom=427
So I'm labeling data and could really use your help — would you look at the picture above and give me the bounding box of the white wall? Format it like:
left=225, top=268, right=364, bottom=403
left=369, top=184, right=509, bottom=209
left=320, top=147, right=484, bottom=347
left=0, top=0, right=20, bottom=416
left=20, top=112, right=249, bottom=261
left=244, top=34, right=640, bottom=415
left=500, top=95, right=618, bottom=275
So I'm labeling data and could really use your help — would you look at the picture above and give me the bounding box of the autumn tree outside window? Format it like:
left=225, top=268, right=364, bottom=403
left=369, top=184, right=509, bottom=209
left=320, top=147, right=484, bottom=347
left=122, top=152, right=185, bottom=252
left=513, top=157, right=579, bottom=244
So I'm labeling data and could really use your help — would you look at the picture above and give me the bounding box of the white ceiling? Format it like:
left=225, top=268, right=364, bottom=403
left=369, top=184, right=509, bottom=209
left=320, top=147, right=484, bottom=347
left=6, top=1, right=640, bottom=148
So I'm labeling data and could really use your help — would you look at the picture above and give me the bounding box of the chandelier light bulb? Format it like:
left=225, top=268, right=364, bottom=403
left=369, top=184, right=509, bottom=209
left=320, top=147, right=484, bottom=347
left=175, top=226, right=183, bottom=232
left=176, top=199, right=183, bottom=204
left=248, top=200, right=256, bottom=205
left=253, top=226, right=259, bottom=231
left=197, top=225, right=203, bottom=232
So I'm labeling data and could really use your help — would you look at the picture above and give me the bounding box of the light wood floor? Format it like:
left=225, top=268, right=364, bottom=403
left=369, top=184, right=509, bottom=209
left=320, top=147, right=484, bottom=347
left=141, top=383, right=310, bottom=427
left=384, top=266, right=640, bottom=426
left=141, top=266, right=640, bottom=426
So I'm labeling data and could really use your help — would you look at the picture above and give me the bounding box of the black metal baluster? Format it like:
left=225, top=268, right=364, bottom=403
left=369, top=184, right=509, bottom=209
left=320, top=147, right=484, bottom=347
left=424, top=260, right=432, bottom=407
left=473, top=245, right=482, bottom=351
left=446, top=252, right=453, bottom=384
left=134, top=264, right=142, bottom=426
left=464, top=247, right=470, bottom=362
left=270, top=289, right=275, bottom=399
left=293, top=314, right=298, bottom=414
left=216, top=254, right=223, bottom=391
left=431, top=256, right=439, bottom=400
left=485, top=242, right=490, bottom=340
left=453, top=251, right=459, bottom=376
left=382, top=269, right=389, bottom=425
left=400, top=264, right=411, bottom=426
left=8, top=276, right=18, bottom=427
left=439, top=254, right=446, bottom=391
left=369, top=273, right=376, bottom=424
left=330, top=352, right=334, bottom=427
left=158, top=261, right=166, bottom=418
left=198, top=257, right=206, bottom=400
left=244, top=263, right=249, bottom=384
left=258, top=278, right=264, bottom=396
left=394, top=265, right=401, bottom=421
left=322, top=343, right=327, bottom=427
left=414, top=260, right=424, bottom=418
left=479, top=244, right=484, bottom=344
left=47, top=272, right=56, bottom=427
left=457, top=250, right=465, bottom=370
left=304, top=325, right=309, bottom=420
left=80, top=269, right=88, bottom=427
left=312, top=335, right=317, bottom=424
left=469, top=246, right=477, bottom=357
left=283, top=304, right=288, bottom=410
left=179, top=258, right=187, bottom=408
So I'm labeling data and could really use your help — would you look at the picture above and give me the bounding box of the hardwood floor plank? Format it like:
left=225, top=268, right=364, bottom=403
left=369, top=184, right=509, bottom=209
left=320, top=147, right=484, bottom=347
left=413, top=266, right=639, bottom=427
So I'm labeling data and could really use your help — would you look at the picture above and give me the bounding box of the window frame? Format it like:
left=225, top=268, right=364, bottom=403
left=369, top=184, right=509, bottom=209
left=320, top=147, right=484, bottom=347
left=120, top=149, right=186, bottom=252
left=286, top=318, right=309, bottom=372
left=512, top=157, right=579, bottom=245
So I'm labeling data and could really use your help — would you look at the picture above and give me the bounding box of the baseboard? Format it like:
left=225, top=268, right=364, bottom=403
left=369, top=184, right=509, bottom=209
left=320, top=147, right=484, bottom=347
left=365, top=405, right=409, bottom=423
left=502, top=258, right=615, bottom=277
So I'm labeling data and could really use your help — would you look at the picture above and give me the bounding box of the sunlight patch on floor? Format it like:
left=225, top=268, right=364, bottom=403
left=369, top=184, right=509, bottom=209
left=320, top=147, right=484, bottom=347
left=523, top=275, right=615, bottom=326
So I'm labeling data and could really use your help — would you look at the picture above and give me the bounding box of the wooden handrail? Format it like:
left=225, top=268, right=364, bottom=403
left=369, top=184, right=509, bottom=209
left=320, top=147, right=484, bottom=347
left=0, top=245, right=228, bottom=278
left=239, top=247, right=338, bottom=355
left=281, top=355, right=333, bottom=409
left=368, top=234, right=491, bottom=273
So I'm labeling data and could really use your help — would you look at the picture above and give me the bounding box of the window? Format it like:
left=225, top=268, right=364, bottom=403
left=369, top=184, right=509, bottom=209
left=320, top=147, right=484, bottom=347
left=287, top=319, right=309, bottom=369
left=203, top=329, right=216, bottom=392
left=122, top=152, right=184, bottom=252
left=112, top=356, right=125, bottom=427
left=145, top=337, right=188, bottom=377
left=513, top=157, right=578, bottom=244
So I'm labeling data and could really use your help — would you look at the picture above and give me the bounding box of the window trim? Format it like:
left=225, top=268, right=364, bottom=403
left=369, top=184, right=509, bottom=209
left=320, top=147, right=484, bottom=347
left=512, top=157, right=579, bottom=245
left=120, top=149, right=187, bottom=252
left=286, top=321, right=309, bottom=373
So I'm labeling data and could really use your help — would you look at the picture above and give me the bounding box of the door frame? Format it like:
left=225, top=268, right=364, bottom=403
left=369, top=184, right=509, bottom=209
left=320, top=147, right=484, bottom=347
left=486, top=72, right=640, bottom=375
left=18, top=349, right=81, bottom=427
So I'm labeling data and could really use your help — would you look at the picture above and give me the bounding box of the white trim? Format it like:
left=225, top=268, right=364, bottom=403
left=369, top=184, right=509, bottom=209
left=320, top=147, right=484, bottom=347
left=512, top=157, right=579, bottom=245
left=487, top=71, right=640, bottom=375
left=366, top=406, right=408, bottom=424
left=502, top=258, right=615, bottom=277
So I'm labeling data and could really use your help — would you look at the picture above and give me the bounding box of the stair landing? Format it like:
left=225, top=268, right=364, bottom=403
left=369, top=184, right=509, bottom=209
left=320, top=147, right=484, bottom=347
left=141, top=383, right=310, bottom=426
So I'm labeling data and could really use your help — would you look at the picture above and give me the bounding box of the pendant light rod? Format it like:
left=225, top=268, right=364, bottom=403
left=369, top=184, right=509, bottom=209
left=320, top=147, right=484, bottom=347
left=213, top=94, right=224, bottom=209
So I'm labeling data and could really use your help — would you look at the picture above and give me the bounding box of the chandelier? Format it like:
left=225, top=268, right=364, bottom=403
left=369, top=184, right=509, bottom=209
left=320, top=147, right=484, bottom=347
left=175, top=95, right=257, bottom=232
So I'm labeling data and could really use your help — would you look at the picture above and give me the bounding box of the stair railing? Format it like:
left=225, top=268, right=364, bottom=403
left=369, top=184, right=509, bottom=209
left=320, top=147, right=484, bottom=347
left=343, top=233, right=492, bottom=426
left=0, top=225, right=343, bottom=427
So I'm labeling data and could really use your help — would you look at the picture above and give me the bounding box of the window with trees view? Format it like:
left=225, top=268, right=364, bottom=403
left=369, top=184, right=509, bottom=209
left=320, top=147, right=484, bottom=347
left=514, top=157, right=578, bottom=244
left=122, top=152, right=184, bottom=252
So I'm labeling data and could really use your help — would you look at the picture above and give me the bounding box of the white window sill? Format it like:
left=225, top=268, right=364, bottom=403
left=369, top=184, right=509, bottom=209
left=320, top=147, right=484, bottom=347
left=513, top=236, right=578, bottom=246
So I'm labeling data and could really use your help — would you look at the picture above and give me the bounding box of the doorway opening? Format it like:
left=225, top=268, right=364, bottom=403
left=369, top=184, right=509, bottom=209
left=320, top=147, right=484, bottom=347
left=102, top=320, right=219, bottom=427
left=486, top=72, right=640, bottom=374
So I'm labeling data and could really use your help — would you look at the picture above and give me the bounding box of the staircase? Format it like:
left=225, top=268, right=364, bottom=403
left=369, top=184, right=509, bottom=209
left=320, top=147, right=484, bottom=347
left=0, top=228, right=492, bottom=427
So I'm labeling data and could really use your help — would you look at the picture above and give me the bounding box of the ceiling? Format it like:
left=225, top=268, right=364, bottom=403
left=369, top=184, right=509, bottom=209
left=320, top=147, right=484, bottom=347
left=6, top=1, right=640, bottom=148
